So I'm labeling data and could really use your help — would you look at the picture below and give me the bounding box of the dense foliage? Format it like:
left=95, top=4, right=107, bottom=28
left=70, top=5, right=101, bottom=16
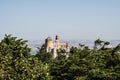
left=0, top=35, right=120, bottom=80
left=0, top=35, right=51, bottom=80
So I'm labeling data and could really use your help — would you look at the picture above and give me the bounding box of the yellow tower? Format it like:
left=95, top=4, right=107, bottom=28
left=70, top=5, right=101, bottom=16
left=47, top=40, right=53, bottom=48
left=45, top=37, right=54, bottom=52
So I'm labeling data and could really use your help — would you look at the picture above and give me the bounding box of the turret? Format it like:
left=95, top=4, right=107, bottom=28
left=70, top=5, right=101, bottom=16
left=45, top=37, right=54, bottom=52
left=55, top=35, right=59, bottom=41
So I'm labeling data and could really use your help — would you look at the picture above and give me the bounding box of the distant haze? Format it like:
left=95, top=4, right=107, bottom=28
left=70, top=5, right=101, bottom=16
left=0, top=0, right=120, bottom=40
left=28, top=39, right=120, bottom=55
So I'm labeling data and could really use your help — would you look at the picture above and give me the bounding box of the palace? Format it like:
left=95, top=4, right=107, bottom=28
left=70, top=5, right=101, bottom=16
left=45, top=35, right=70, bottom=58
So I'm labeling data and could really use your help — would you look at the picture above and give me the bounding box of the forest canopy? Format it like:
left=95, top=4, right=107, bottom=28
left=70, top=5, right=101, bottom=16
left=0, top=34, right=120, bottom=80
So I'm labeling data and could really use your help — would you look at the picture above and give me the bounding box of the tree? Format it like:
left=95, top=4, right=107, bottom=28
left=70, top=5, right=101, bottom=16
left=0, top=34, right=52, bottom=80
left=79, top=43, right=85, bottom=50
left=0, top=34, right=30, bottom=58
left=94, top=39, right=103, bottom=50
left=50, top=42, right=120, bottom=80
left=35, top=44, right=52, bottom=62
left=101, top=41, right=110, bottom=50
left=112, top=44, right=120, bottom=55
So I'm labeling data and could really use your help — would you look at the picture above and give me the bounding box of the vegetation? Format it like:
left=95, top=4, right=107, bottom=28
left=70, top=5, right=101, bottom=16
left=0, top=35, right=120, bottom=80
left=0, top=35, right=51, bottom=80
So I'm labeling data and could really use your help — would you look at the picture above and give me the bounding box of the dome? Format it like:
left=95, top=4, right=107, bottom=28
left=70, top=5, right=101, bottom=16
left=47, top=37, right=52, bottom=41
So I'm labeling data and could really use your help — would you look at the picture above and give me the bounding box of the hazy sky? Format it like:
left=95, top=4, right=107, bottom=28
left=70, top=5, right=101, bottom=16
left=0, top=0, right=120, bottom=40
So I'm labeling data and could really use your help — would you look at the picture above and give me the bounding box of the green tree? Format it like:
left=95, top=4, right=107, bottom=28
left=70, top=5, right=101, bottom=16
left=101, top=41, right=110, bottom=50
left=112, top=44, right=120, bottom=55
left=50, top=42, right=120, bottom=80
left=0, top=34, right=52, bottom=80
left=94, top=39, right=103, bottom=50
left=35, top=44, right=53, bottom=62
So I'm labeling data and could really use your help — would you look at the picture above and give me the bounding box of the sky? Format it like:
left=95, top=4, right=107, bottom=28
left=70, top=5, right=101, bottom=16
left=0, top=0, right=120, bottom=40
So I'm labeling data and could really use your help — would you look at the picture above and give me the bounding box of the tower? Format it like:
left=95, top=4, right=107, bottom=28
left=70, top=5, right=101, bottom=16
left=55, top=35, right=60, bottom=49
left=53, top=35, right=60, bottom=58
left=55, top=35, right=59, bottom=41
left=45, top=37, right=54, bottom=52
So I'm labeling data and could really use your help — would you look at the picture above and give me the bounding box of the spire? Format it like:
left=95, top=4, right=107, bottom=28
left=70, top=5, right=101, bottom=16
left=55, top=35, right=59, bottom=41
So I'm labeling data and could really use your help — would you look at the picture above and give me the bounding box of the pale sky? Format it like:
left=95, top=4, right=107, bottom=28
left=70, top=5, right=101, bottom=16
left=0, top=0, right=120, bottom=40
